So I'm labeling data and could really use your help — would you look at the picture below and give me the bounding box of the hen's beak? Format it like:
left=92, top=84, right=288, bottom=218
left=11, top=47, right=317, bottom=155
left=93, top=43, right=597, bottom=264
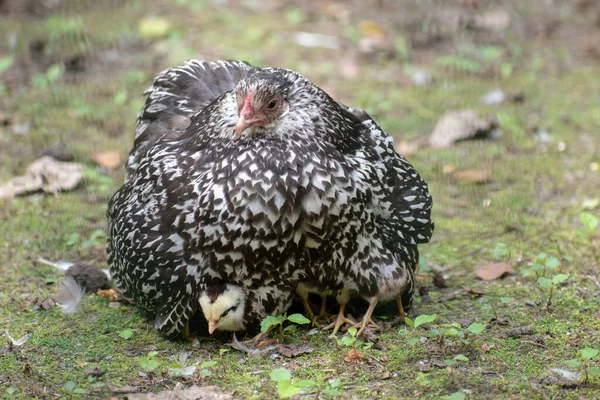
left=208, top=319, right=220, bottom=335
left=235, top=116, right=264, bottom=139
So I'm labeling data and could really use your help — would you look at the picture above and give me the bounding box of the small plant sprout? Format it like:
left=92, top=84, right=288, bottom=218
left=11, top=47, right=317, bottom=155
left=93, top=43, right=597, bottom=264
left=577, top=212, right=599, bottom=268
left=538, top=273, right=569, bottom=310
left=139, top=351, right=160, bottom=373
left=521, top=253, right=561, bottom=278
left=337, top=327, right=373, bottom=361
left=260, top=313, right=310, bottom=340
left=564, top=347, right=600, bottom=384
left=269, top=368, right=342, bottom=399
left=199, top=360, right=217, bottom=377
left=405, top=314, right=437, bottom=329
left=118, top=328, right=134, bottom=340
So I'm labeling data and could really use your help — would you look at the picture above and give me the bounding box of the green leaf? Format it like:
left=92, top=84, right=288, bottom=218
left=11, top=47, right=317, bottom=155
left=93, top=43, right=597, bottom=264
left=219, top=348, right=230, bottom=356
left=339, top=335, right=355, bottom=347
left=201, top=361, right=217, bottom=368
left=287, top=313, right=310, bottom=325
left=73, top=388, right=88, bottom=394
left=147, top=351, right=159, bottom=358
left=552, top=274, right=569, bottom=285
left=62, top=381, right=76, bottom=392
left=347, top=327, right=358, bottom=337
left=443, top=328, right=459, bottom=337
left=261, top=316, right=282, bottom=333
left=283, top=325, right=297, bottom=332
left=467, top=322, right=486, bottom=334
left=537, top=277, right=553, bottom=289
left=408, top=338, right=419, bottom=346
left=589, top=366, right=600, bottom=376
left=199, top=369, right=212, bottom=377
left=140, top=358, right=159, bottom=372
left=284, top=7, right=305, bottom=25
left=398, top=328, right=409, bottom=335
left=45, top=63, right=65, bottom=83
left=113, top=89, right=128, bottom=106
left=277, top=380, right=302, bottom=398
left=324, top=388, right=343, bottom=396
left=537, top=252, right=547, bottom=261
left=297, top=379, right=317, bottom=388
left=440, top=391, right=467, bottom=400
left=118, top=329, right=134, bottom=340
left=576, top=228, right=588, bottom=238
left=0, top=55, right=14, bottom=75
left=546, top=257, right=561, bottom=269
left=444, top=359, right=457, bottom=366
left=564, top=359, right=582, bottom=368
left=404, top=317, right=415, bottom=328
left=454, top=354, right=469, bottom=362
left=270, top=368, right=292, bottom=383
left=580, top=212, right=599, bottom=232
left=413, top=314, right=437, bottom=328
left=581, top=348, right=599, bottom=361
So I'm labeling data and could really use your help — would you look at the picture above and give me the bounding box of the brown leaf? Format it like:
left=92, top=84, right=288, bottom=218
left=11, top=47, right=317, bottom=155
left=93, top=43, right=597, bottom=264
left=96, top=288, right=124, bottom=301
left=107, top=384, right=139, bottom=394
left=125, top=384, right=232, bottom=400
left=475, top=262, right=515, bottom=281
left=344, top=349, right=364, bottom=363
left=38, top=297, right=56, bottom=310
left=429, top=110, right=497, bottom=148
left=453, top=169, right=491, bottom=183
left=90, top=151, right=122, bottom=169
left=0, top=156, right=84, bottom=198
left=255, top=338, right=276, bottom=349
left=277, top=343, right=314, bottom=358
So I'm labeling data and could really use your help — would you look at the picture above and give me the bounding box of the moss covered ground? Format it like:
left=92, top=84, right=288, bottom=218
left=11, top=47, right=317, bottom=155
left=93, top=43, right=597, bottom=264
left=1, top=1, right=599, bottom=398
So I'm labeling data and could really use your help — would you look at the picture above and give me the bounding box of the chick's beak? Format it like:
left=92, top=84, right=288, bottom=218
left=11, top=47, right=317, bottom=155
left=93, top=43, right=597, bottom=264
left=208, top=319, right=220, bottom=335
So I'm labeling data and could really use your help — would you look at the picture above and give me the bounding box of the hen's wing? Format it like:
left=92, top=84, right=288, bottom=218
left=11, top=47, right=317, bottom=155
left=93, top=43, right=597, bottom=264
left=346, top=106, right=434, bottom=250
left=126, top=60, right=260, bottom=179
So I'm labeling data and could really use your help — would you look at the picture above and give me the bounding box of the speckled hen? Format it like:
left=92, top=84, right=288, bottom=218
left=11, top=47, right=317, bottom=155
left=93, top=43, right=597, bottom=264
left=107, top=60, right=434, bottom=338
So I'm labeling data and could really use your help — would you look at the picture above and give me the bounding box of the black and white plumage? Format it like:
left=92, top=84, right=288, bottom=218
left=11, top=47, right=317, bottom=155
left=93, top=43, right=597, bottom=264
left=107, top=59, right=433, bottom=338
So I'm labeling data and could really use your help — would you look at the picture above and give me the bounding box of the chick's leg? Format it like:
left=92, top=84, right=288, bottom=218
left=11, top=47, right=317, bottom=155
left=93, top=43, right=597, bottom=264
left=322, top=289, right=354, bottom=335
left=353, top=296, right=379, bottom=336
left=395, top=294, right=407, bottom=323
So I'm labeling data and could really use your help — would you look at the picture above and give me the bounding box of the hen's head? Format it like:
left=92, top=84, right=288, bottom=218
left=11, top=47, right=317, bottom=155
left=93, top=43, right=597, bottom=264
left=199, top=283, right=246, bottom=334
left=233, top=71, right=300, bottom=138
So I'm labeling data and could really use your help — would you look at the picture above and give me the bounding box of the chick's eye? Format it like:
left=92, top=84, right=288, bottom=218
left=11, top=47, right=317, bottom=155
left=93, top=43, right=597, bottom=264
left=266, top=100, right=277, bottom=110
left=221, top=306, right=236, bottom=317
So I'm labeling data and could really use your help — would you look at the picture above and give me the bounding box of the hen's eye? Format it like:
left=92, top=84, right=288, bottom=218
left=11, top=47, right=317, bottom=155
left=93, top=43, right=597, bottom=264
left=266, top=100, right=277, bottom=110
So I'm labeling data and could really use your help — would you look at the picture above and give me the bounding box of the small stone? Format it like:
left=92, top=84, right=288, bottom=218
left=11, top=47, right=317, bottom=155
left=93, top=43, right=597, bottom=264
left=525, top=300, right=537, bottom=307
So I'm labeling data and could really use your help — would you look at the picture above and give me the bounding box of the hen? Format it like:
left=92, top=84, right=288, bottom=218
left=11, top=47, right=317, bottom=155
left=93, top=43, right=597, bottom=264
left=107, top=60, right=433, bottom=338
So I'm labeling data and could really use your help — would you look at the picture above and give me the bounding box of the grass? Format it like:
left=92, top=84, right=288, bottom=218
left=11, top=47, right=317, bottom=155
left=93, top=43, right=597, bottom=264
left=1, top=0, right=600, bottom=398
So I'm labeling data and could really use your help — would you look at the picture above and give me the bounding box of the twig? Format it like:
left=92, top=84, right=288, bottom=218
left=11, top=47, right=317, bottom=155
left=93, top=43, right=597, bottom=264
left=481, top=371, right=506, bottom=380
left=520, top=340, right=549, bottom=349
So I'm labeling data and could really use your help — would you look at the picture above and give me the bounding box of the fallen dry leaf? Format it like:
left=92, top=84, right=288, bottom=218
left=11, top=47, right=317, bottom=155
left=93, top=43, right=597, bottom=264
left=0, top=156, right=84, bottom=198
left=96, top=288, right=124, bottom=301
left=344, top=349, right=364, bottom=363
left=108, top=384, right=140, bottom=394
left=38, top=297, right=57, bottom=310
left=429, top=110, right=497, bottom=148
left=126, top=384, right=232, bottom=400
left=90, top=150, right=122, bottom=169
left=277, top=343, right=314, bottom=358
left=453, top=169, right=491, bottom=183
left=255, top=338, right=276, bottom=349
left=439, top=288, right=485, bottom=302
left=475, top=262, right=515, bottom=281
